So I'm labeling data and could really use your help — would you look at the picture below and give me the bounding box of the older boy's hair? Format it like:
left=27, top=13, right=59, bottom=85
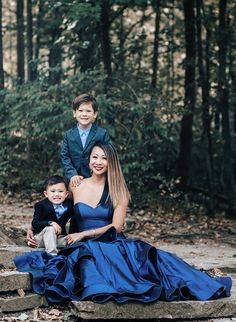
left=44, top=175, right=67, bottom=190
left=72, top=93, right=98, bottom=112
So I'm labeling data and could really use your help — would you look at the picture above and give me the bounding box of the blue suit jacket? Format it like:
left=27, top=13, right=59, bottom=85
left=32, top=198, right=74, bottom=235
left=60, top=123, right=111, bottom=180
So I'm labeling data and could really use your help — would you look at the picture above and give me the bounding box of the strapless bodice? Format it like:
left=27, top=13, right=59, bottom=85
left=73, top=202, right=113, bottom=232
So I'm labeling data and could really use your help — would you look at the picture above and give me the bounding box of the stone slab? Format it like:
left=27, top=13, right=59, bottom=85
left=0, top=246, right=44, bottom=269
left=0, top=271, right=31, bottom=292
left=70, top=275, right=236, bottom=320
left=70, top=284, right=236, bottom=320
left=159, top=243, right=236, bottom=273
left=0, top=293, right=48, bottom=312
left=0, top=229, right=17, bottom=246
left=0, top=273, right=234, bottom=319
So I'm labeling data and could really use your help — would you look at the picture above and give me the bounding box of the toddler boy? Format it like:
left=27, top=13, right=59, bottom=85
left=29, top=175, right=74, bottom=255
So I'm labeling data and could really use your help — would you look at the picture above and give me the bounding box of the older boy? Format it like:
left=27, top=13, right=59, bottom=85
left=60, top=93, right=111, bottom=187
left=29, top=175, right=74, bottom=255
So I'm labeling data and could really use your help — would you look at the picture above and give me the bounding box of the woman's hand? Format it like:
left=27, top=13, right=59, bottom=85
left=66, top=232, right=85, bottom=245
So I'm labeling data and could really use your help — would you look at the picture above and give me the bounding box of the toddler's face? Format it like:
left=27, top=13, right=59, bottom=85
left=44, top=183, right=68, bottom=204
left=73, top=102, right=97, bottom=129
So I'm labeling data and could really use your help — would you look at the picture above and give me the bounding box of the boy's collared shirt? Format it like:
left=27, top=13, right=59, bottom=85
left=77, top=124, right=92, bottom=148
left=53, top=203, right=67, bottom=219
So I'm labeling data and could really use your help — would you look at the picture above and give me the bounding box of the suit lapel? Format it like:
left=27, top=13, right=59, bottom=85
left=84, top=124, right=97, bottom=150
left=45, top=198, right=56, bottom=217
left=72, top=126, right=83, bottom=150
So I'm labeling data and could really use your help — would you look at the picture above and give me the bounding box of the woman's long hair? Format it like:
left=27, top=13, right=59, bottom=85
left=89, top=142, right=131, bottom=207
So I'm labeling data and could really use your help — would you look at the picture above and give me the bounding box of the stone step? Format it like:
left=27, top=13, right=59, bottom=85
left=160, top=243, right=236, bottom=273
left=0, top=274, right=235, bottom=321
left=0, top=271, right=30, bottom=292
left=0, top=271, right=48, bottom=313
left=0, top=292, right=48, bottom=312
left=0, top=270, right=235, bottom=319
left=70, top=293, right=236, bottom=320
left=0, top=246, right=44, bottom=269
left=0, top=234, right=16, bottom=246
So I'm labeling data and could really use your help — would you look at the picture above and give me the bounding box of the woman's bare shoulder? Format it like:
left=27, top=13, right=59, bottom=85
left=70, top=178, right=90, bottom=192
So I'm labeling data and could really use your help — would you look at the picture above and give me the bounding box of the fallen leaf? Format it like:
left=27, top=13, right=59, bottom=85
left=49, top=308, right=61, bottom=316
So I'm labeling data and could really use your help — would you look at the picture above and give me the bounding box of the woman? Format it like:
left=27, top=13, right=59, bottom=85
left=14, top=142, right=232, bottom=303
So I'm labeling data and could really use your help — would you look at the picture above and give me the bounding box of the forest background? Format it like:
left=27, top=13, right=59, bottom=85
left=0, top=0, right=235, bottom=219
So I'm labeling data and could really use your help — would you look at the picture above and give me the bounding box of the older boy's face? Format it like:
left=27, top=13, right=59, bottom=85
left=44, top=183, right=68, bottom=205
left=73, top=102, right=97, bottom=130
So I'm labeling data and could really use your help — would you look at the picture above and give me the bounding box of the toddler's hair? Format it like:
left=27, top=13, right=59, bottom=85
left=44, top=175, right=67, bottom=190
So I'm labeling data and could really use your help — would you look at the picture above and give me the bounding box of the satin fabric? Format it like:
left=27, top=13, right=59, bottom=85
left=14, top=202, right=232, bottom=303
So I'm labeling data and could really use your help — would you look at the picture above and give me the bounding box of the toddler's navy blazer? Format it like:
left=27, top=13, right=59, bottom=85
left=32, top=198, right=74, bottom=235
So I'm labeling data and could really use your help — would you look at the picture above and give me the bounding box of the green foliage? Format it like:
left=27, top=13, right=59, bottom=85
left=1, top=0, right=236, bottom=211
left=0, top=71, right=178, bottom=206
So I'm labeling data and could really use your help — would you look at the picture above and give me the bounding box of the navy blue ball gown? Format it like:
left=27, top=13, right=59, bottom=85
left=14, top=192, right=232, bottom=304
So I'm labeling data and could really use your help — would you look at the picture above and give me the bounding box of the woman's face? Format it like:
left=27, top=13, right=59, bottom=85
left=89, top=146, right=108, bottom=175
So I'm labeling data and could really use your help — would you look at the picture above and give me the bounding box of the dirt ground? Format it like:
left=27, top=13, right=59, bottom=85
left=0, top=191, right=236, bottom=247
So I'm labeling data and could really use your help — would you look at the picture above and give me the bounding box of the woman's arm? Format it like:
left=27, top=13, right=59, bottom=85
left=111, top=202, right=128, bottom=232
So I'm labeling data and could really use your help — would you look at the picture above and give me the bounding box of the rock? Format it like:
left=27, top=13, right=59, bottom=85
left=0, top=246, right=44, bottom=268
left=0, top=271, right=30, bottom=292
left=0, top=293, right=48, bottom=312
left=0, top=229, right=16, bottom=246
left=70, top=292, right=236, bottom=320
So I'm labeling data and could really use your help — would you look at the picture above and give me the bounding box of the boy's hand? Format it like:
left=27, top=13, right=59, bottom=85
left=70, top=175, right=84, bottom=187
left=50, top=222, right=62, bottom=235
left=26, top=227, right=38, bottom=248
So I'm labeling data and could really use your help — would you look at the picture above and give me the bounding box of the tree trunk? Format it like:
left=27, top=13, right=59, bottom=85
left=100, top=0, right=112, bottom=87
left=35, top=0, right=43, bottom=62
left=48, top=8, right=62, bottom=85
left=117, top=13, right=125, bottom=77
left=229, top=44, right=236, bottom=138
left=0, top=0, right=4, bottom=89
left=177, top=0, right=196, bottom=189
left=169, top=1, right=175, bottom=99
left=26, top=0, right=35, bottom=81
left=151, top=0, right=161, bottom=88
left=166, top=2, right=175, bottom=99
left=218, top=0, right=236, bottom=217
left=196, top=0, right=215, bottom=216
left=77, top=20, right=100, bottom=73
left=16, top=0, right=24, bottom=83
